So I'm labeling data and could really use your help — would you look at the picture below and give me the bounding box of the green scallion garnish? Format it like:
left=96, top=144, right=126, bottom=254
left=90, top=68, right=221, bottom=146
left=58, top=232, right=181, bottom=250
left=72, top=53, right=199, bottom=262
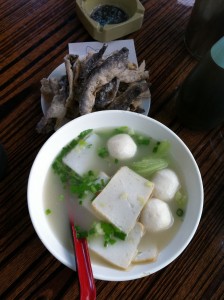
left=75, top=226, right=89, bottom=239
left=176, top=208, right=184, bottom=217
left=98, top=147, right=109, bottom=158
left=45, top=208, right=52, bottom=215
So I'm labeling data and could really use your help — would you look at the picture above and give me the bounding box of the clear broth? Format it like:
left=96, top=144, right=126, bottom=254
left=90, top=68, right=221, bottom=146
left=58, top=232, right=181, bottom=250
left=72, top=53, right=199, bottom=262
left=43, top=128, right=185, bottom=269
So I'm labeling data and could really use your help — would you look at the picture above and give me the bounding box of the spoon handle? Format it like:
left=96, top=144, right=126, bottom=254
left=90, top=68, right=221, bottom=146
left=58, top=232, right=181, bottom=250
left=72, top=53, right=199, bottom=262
left=71, top=224, right=96, bottom=300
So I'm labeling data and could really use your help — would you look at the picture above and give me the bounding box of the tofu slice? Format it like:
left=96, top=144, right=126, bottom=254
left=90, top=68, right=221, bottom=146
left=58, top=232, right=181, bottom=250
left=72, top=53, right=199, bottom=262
left=81, top=172, right=110, bottom=218
left=132, top=242, right=158, bottom=263
left=63, top=133, right=103, bottom=176
left=92, top=166, right=154, bottom=234
left=88, top=222, right=144, bottom=269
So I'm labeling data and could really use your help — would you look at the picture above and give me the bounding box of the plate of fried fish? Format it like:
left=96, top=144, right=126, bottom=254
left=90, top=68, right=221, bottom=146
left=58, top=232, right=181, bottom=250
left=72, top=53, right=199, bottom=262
left=37, top=44, right=151, bottom=133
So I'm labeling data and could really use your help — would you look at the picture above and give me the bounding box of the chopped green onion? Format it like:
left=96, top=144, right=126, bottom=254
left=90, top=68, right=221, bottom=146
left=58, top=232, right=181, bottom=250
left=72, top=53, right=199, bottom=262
left=90, top=185, right=97, bottom=193
left=175, top=190, right=187, bottom=208
left=176, top=208, right=184, bottom=217
left=78, top=129, right=93, bottom=139
left=114, top=126, right=130, bottom=134
left=98, top=147, right=109, bottom=158
left=52, top=129, right=107, bottom=199
left=78, top=139, right=87, bottom=147
left=153, top=146, right=158, bottom=153
left=75, top=226, right=88, bottom=239
left=100, top=222, right=126, bottom=247
left=53, top=161, right=103, bottom=199
left=74, top=221, right=127, bottom=246
left=133, top=134, right=150, bottom=145
left=45, top=209, right=52, bottom=215
left=90, top=221, right=126, bottom=247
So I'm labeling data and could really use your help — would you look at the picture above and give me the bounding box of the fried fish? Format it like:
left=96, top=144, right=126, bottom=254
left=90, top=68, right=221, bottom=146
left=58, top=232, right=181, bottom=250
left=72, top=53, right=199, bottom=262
left=36, top=76, right=68, bottom=133
left=37, top=45, right=150, bottom=133
left=95, top=77, right=120, bottom=109
left=107, top=81, right=149, bottom=111
left=79, top=47, right=129, bottom=115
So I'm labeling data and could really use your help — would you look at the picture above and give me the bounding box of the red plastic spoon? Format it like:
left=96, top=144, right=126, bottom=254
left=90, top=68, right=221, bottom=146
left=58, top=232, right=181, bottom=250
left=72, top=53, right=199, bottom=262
left=71, top=222, right=96, bottom=300
left=66, top=192, right=96, bottom=300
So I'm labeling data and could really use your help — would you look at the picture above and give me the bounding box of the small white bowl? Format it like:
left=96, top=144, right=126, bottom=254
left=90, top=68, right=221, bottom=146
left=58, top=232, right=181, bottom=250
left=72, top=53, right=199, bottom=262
left=27, top=111, right=203, bottom=281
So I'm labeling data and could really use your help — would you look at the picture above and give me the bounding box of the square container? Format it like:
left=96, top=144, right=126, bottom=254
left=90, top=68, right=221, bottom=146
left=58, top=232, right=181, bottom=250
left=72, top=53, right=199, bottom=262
left=75, top=0, right=145, bottom=42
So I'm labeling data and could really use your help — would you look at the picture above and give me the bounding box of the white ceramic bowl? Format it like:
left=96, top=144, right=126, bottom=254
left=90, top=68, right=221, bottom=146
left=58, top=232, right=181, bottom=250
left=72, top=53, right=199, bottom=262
left=27, top=111, right=203, bottom=281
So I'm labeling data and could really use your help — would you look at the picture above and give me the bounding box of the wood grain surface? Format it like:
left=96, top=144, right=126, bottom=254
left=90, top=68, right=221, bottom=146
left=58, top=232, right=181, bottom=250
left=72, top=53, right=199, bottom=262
left=1, top=0, right=224, bottom=299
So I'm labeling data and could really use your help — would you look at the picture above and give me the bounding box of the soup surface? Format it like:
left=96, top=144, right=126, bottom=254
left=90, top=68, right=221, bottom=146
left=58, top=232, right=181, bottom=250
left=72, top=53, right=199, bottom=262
left=44, top=127, right=187, bottom=269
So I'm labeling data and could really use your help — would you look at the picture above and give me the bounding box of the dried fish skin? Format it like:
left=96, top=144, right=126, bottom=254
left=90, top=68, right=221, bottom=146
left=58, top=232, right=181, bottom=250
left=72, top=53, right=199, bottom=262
left=107, top=81, right=149, bottom=111
left=64, top=54, right=79, bottom=100
left=36, top=95, right=66, bottom=133
left=79, top=47, right=129, bottom=115
left=64, top=54, right=80, bottom=119
left=36, top=117, right=55, bottom=134
left=117, top=60, right=149, bottom=83
left=95, top=77, right=120, bottom=109
left=75, top=44, right=108, bottom=105
left=40, top=77, right=61, bottom=103
left=79, top=44, right=108, bottom=81
left=40, top=78, right=53, bottom=103
left=36, top=77, right=67, bottom=133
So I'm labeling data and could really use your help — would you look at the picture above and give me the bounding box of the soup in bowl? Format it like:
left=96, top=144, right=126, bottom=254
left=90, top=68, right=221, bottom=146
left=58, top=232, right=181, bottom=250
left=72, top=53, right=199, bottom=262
left=27, top=110, right=203, bottom=281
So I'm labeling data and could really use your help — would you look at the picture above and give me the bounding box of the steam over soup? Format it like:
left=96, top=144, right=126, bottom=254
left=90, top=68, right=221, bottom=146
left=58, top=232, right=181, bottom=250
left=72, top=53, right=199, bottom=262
left=44, top=127, right=187, bottom=269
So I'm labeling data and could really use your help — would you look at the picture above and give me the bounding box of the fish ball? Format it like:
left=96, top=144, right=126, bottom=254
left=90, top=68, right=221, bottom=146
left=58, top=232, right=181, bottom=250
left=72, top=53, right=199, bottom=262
left=152, top=168, right=180, bottom=201
left=107, top=134, right=137, bottom=160
left=140, top=198, right=174, bottom=232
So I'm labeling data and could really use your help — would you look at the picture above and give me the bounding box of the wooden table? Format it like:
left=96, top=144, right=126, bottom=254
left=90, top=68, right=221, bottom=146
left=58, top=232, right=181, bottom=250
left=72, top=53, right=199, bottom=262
left=1, top=0, right=224, bottom=299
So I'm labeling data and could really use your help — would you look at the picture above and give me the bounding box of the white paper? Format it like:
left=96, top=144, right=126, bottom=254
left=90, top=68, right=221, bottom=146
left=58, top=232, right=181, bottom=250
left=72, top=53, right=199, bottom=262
left=68, top=39, right=138, bottom=65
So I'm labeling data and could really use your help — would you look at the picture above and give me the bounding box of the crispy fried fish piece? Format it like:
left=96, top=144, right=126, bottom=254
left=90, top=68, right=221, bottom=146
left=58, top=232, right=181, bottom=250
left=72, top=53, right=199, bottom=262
left=107, top=81, right=149, bottom=111
left=40, top=77, right=61, bottom=103
left=64, top=54, right=80, bottom=119
left=117, top=61, right=149, bottom=83
left=76, top=44, right=108, bottom=100
left=36, top=77, right=67, bottom=133
left=79, top=47, right=129, bottom=115
left=95, top=77, right=120, bottom=109
left=79, top=44, right=108, bottom=82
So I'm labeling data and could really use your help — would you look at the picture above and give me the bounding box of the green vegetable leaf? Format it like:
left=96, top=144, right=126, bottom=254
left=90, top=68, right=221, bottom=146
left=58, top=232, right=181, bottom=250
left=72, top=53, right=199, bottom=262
left=131, top=157, right=168, bottom=177
left=152, top=140, right=170, bottom=156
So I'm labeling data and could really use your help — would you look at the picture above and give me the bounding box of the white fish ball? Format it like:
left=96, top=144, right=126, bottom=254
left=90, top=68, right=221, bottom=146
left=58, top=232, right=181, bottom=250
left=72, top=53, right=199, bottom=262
left=140, top=198, right=174, bottom=232
left=107, top=134, right=137, bottom=160
left=152, top=168, right=180, bottom=201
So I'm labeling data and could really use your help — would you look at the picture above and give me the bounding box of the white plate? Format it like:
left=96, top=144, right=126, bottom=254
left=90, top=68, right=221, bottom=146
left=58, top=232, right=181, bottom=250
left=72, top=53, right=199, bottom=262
left=41, top=63, right=151, bottom=117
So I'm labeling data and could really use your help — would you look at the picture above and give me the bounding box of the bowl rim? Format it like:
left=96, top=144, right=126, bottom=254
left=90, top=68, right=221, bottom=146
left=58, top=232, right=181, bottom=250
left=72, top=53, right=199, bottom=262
left=27, top=110, right=204, bottom=281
